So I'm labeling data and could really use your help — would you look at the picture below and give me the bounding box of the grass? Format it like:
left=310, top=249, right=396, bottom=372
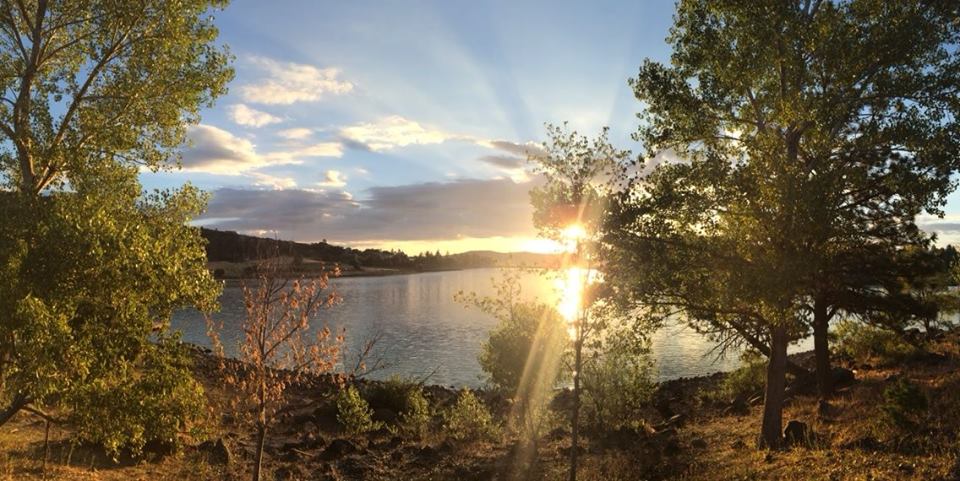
left=1, top=335, right=958, bottom=480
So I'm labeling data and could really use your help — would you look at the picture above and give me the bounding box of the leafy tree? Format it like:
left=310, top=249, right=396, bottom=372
left=527, top=124, right=630, bottom=479
left=609, top=0, right=960, bottom=447
left=0, top=0, right=232, bottom=453
left=0, top=0, right=232, bottom=193
left=207, top=260, right=344, bottom=481
left=0, top=171, right=219, bottom=454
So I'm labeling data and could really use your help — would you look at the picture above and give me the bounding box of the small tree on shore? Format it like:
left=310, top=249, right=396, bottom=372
left=207, top=260, right=344, bottom=481
left=528, top=124, right=630, bottom=481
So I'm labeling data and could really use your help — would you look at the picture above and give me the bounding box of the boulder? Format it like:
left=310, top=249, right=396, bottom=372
left=830, top=367, right=856, bottom=387
left=372, top=408, right=398, bottom=424
left=197, top=438, right=231, bottom=465
left=319, top=438, right=358, bottom=460
left=783, top=420, right=815, bottom=448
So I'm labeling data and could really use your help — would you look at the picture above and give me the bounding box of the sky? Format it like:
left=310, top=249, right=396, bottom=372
left=142, top=0, right=960, bottom=253
left=138, top=0, right=677, bottom=254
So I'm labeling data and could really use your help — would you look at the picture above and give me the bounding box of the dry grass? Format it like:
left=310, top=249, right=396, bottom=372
left=1, top=337, right=958, bottom=480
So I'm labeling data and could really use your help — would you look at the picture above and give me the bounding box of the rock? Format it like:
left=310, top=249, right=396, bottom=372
left=830, top=367, right=856, bottom=387
left=841, top=436, right=882, bottom=451
left=319, top=438, right=358, bottom=460
left=783, top=420, right=815, bottom=448
left=372, top=407, right=398, bottom=424
left=691, top=438, right=708, bottom=449
left=817, top=399, right=832, bottom=419
left=274, top=464, right=307, bottom=480
left=726, top=396, right=749, bottom=416
left=197, top=438, right=231, bottom=465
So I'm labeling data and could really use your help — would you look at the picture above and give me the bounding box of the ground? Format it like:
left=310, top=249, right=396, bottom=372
left=2, top=335, right=959, bottom=480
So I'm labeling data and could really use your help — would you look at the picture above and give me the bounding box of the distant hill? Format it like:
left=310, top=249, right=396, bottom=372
left=200, top=228, right=559, bottom=273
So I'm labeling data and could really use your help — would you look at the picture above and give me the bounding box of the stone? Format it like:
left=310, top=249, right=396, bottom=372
left=830, top=367, right=856, bottom=387
left=372, top=408, right=398, bottom=424
left=690, top=438, right=708, bottom=449
left=197, top=438, right=231, bottom=465
left=783, top=420, right=815, bottom=448
left=319, top=438, right=358, bottom=460
left=841, top=435, right=882, bottom=451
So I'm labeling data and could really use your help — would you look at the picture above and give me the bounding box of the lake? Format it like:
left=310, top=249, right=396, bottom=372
left=172, top=268, right=805, bottom=387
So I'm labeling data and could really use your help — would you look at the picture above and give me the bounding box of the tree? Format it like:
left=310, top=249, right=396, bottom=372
left=0, top=0, right=232, bottom=193
left=456, top=270, right=568, bottom=437
left=528, top=123, right=630, bottom=480
left=0, top=0, right=232, bottom=452
left=0, top=172, right=219, bottom=454
left=207, top=259, right=344, bottom=481
left=609, top=0, right=960, bottom=447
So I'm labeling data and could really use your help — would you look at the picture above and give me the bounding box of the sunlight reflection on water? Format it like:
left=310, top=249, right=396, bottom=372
left=171, top=268, right=811, bottom=388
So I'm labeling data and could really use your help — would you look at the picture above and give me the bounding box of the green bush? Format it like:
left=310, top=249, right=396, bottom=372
left=367, top=376, right=432, bottom=438
left=834, top=320, right=921, bottom=366
left=442, top=390, right=500, bottom=442
left=336, top=385, right=382, bottom=435
left=882, top=379, right=928, bottom=429
left=710, top=350, right=767, bottom=403
left=396, top=388, right=431, bottom=439
left=580, top=343, right=655, bottom=431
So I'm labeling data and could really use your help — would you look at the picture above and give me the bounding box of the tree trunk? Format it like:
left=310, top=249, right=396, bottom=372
left=813, top=298, right=832, bottom=398
left=253, top=423, right=265, bottom=481
left=0, top=393, right=29, bottom=427
left=758, top=325, right=788, bottom=449
left=727, top=319, right=811, bottom=380
left=568, top=334, right=582, bottom=481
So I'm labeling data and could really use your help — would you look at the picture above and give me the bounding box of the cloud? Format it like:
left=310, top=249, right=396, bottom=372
left=180, top=125, right=263, bottom=173
left=227, top=104, right=282, bottom=127
left=277, top=128, right=313, bottom=140
left=918, top=214, right=960, bottom=245
left=239, top=56, right=353, bottom=105
left=319, top=170, right=346, bottom=187
left=199, top=177, right=539, bottom=242
left=479, top=155, right=524, bottom=169
left=338, top=115, right=464, bottom=151
left=249, top=172, right=297, bottom=190
left=474, top=140, right=544, bottom=181
left=180, top=124, right=342, bottom=174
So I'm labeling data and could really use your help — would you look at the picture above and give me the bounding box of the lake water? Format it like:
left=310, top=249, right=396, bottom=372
left=172, top=268, right=805, bottom=387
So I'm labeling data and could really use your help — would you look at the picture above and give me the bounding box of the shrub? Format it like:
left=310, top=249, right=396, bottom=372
left=881, top=379, right=928, bottom=429
left=396, top=388, right=431, bottom=439
left=580, top=343, right=655, bottom=431
left=710, top=350, right=767, bottom=403
left=336, top=385, right=381, bottom=435
left=834, top=320, right=921, bottom=366
left=443, top=390, right=500, bottom=442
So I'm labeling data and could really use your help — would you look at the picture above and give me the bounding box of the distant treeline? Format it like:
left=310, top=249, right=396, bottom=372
left=200, top=228, right=558, bottom=271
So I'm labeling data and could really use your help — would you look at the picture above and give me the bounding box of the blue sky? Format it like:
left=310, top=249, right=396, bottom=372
left=141, top=0, right=678, bottom=253
left=143, top=0, right=960, bottom=252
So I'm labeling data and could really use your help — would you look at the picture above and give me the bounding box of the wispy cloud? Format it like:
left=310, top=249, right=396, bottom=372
left=277, top=127, right=313, bottom=140
left=239, top=56, right=353, bottom=105
left=200, top=177, right=540, bottom=242
left=180, top=124, right=342, bottom=174
left=249, top=172, right=298, bottom=190
left=338, top=115, right=466, bottom=151
left=227, top=104, right=282, bottom=127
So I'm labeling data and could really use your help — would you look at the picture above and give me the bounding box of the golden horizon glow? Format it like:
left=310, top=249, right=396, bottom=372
left=343, top=235, right=565, bottom=255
